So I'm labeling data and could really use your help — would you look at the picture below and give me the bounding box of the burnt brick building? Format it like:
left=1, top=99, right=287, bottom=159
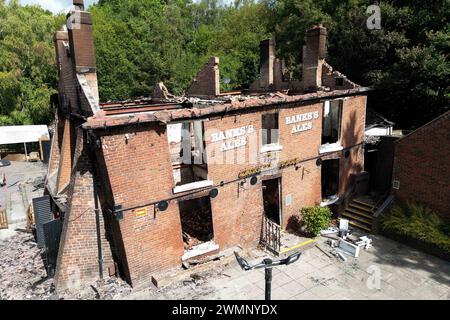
left=46, top=1, right=369, bottom=290
left=392, top=111, right=450, bottom=220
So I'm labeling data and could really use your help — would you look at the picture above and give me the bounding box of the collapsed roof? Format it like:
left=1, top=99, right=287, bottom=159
left=55, top=2, right=369, bottom=131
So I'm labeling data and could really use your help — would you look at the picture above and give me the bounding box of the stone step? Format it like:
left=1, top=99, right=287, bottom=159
left=352, top=199, right=376, bottom=209
left=342, top=211, right=373, bottom=226
left=348, top=220, right=372, bottom=233
left=349, top=202, right=375, bottom=213
left=345, top=208, right=373, bottom=220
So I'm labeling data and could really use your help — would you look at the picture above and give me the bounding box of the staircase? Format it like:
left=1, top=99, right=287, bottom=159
left=340, top=198, right=377, bottom=233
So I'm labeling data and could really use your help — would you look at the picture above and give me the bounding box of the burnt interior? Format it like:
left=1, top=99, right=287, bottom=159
left=321, top=159, right=340, bottom=199
left=262, top=178, right=281, bottom=225
left=178, top=196, right=214, bottom=249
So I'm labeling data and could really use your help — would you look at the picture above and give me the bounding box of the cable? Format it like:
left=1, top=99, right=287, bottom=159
left=113, top=142, right=365, bottom=215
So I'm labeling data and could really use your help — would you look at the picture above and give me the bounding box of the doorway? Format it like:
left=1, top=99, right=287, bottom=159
left=178, top=196, right=214, bottom=250
left=262, top=178, right=281, bottom=225
left=321, top=159, right=340, bottom=200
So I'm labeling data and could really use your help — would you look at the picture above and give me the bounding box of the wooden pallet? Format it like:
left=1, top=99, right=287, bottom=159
left=0, top=209, right=8, bottom=229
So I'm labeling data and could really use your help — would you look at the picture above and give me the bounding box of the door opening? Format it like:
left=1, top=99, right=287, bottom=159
left=178, top=196, right=214, bottom=250
left=262, top=178, right=281, bottom=225
left=321, top=159, right=340, bottom=201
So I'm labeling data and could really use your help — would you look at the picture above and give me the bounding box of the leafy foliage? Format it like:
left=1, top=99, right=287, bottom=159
left=301, top=206, right=332, bottom=237
left=382, top=201, right=450, bottom=254
left=0, top=0, right=64, bottom=125
left=0, top=0, right=448, bottom=129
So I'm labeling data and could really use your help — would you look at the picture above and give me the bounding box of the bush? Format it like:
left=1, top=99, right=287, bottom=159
left=381, top=201, right=450, bottom=254
left=301, top=206, right=332, bottom=237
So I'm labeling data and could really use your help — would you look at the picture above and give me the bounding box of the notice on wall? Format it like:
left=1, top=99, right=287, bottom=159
left=135, top=207, right=148, bottom=218
left=285, top=111, right=319, bottom=134
left=211, top=125, right=255, bottom=152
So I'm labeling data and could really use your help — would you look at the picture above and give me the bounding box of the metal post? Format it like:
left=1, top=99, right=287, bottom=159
left=264, top=258, right=273, bottom=300
left=24, top=142, right=28, bottom=161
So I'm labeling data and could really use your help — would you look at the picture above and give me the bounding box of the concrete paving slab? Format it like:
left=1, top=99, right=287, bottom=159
left=273, top=280, right=307, bottom=299
left=290, top=290, right=321, bottom=300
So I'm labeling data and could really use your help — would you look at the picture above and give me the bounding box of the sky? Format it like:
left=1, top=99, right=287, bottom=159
left=18, top=0, right=99, bottom=14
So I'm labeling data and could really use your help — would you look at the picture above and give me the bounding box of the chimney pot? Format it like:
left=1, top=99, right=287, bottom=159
left=73, top=0, right=84, bottom=10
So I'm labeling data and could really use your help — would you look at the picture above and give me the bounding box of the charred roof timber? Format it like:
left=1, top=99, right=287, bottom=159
left=53, top=17, right=368, bottom=130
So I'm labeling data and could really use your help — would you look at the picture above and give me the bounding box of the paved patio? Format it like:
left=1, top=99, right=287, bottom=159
left=132, top=234, right=450, bottom=300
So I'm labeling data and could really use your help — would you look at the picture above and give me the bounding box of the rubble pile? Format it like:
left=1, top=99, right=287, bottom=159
left=180, top=204, right=214, bottom=249
left=0, top=232, right=53, bottom=300
left=59, top=277, right=132, bottom=300
left=0, top=232, right=132, bottom=300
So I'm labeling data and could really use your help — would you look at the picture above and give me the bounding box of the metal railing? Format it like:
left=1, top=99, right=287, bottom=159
left=261, top=215, right=281, bottom=254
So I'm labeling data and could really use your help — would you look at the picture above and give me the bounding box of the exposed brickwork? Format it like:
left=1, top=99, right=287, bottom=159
left=392, top=111, right=450, bottom=220
left=56, top=118, right=73, bottom=192
left=186, top=57, right=220, bottom=97
left=67, top=11, right=96, bottom=73
left=302, top=25, right=327, bottom=90
left=47, top=111, right=61, bottom=176
left=339, top=96, right=366, bottom=194
left=97, top=124, right=184, bottom=287
left=54, top=128, right=114, bottom=290
left=49, top=8, right=368, bottom=290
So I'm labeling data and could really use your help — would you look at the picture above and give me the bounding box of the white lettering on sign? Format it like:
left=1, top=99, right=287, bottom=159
left=211, top=125, right=254, bottom=152
left=286, top=111, right=319, bottom=134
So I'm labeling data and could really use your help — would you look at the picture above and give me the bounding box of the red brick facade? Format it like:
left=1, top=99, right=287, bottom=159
left=47, top=2, right=368, bottom=290
left=392, top=111, right=450, bottom=220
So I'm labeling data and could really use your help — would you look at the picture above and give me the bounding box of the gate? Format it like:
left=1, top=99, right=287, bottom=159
left=0, top=209, right=8, bottom=229
left=261, top=214, right=281, bottom=254
left=43, top=219, right=63, bottom=277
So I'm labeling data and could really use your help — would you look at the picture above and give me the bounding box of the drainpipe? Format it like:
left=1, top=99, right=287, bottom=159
left=87, top=130, right=103, bottom=279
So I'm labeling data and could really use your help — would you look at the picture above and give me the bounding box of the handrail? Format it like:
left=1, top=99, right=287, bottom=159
left=371, top=190, right=390, bottom=214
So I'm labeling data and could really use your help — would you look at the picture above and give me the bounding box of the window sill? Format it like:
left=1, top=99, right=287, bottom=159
left=319, top=143, right=343, bottom=154
left=181, top=241, right=219, bottom=261
left=260, top=144, right=283, bottom=153
left=173, top=180, right=213, bottom=194
left=320, top=195, right=339, bottom=207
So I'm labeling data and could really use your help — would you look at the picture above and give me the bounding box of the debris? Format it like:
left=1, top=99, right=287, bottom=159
left=327, top=239, right=338, bottom=248
left=0, top=233, right=131, bottom=300
left=315, top=244, right=334, bottom=258
left=339, top=219, right=350, bottom=237
left=355, top=236, right=372, bottom=250
left=335, top=251, right=347, bottom=262
left=321, top=233, right=340, bottom=241
left=338, top=239, right=360, bottom=258
left=320, top=226, right=339, bottom=235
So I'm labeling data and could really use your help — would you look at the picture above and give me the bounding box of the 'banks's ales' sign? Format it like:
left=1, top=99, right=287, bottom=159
left=211, top=125, right=255, bottom=151
left=286, top=111, right=319, bottom=134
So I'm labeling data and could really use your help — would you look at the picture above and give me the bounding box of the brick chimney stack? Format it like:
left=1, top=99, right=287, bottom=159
left=259, top=38, right=276, bottom=88
left=302, top=24, right=327, bottom=91
left=66, top=0, right=96, bottom=74
left=73, top=0, right=85, bottom=11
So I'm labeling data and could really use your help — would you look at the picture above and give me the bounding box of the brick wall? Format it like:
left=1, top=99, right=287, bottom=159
left=56, top=118, right=73, bottom=192
left=54, top=128, right=114, bottom=291
left=98, top=124, right=184, bottom=287
left=392, top=112, right=450, bottom=220
left=339, top=96, right=366, bottom=194
left=186, top=57, right=220, bottom=97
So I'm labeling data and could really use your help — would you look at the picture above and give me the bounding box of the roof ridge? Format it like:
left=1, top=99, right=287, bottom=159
left=396, top=110, right=450, bottom=143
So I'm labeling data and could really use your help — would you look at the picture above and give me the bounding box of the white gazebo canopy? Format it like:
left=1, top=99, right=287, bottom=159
left=0, top=125, right=50, bottom=145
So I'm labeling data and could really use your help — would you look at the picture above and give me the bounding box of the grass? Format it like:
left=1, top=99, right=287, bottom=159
left=381, top=201, right=450, bottom=254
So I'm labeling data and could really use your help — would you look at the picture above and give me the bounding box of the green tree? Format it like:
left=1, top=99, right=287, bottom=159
left=0, top=0, right=64, bottom=125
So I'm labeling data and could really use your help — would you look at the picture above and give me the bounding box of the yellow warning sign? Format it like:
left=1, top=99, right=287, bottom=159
left=135, top=207, right=148, bottom=217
